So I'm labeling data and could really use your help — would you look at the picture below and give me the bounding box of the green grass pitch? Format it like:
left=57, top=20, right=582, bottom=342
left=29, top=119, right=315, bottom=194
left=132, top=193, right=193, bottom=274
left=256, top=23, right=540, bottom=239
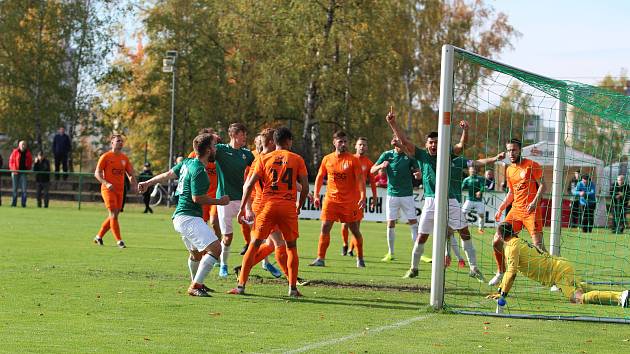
left=1, top=201, right=629, bottom=353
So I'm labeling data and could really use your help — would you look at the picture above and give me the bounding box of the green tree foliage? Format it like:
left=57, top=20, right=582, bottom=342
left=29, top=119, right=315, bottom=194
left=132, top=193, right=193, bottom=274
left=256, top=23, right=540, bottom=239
left=0, top=0, right=121, bottom=160
left=100, top=0, right=517, bottom=173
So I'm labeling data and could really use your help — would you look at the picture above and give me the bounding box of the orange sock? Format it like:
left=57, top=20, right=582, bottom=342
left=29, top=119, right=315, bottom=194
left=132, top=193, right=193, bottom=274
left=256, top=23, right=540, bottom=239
left=241, top=223, right=251, bottom=244
left=354, top=235, right=364, bottom=258
left=341, top=224, right=349, bottom=247
left=287, top=246, right=299, bottom=287
left=238, top=243, right=258, bottom=286
left=317, top=234, right=330, bottom=259
left=253, top=242, right=275, bottom=265
left=97, top=217, right=110, bottom=237
left=110, top=217, right=122, bottom=241
left=274, top=246, right=289, bottom=277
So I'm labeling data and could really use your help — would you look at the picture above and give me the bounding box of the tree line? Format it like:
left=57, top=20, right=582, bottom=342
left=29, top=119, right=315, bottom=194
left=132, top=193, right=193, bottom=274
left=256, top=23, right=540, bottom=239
left=2, top=0, right=529, bottom=175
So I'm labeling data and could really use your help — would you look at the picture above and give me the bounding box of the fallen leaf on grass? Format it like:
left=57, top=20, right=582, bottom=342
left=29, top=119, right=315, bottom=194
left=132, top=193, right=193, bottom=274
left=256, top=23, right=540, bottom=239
left=483, top=321, right=490, bottom=324
left=144, top=337, right=150, bottom=341
left=209, top=312, right=221, bottom=317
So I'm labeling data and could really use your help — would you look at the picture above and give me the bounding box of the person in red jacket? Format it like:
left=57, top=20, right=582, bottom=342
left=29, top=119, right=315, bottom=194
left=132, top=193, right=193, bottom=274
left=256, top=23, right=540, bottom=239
left=9, top=140, right=33, bottom=207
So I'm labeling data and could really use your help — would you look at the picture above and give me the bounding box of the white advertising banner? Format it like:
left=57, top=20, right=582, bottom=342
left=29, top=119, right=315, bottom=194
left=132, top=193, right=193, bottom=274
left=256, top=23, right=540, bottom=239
left=298, top=183, right=508, bottom=227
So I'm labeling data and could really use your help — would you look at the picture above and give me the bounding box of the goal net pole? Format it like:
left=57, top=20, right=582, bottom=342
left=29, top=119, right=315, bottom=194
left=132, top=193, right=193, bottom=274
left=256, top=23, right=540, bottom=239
left=549, top=97, right=567, bottom=256
left=430, top=44, right=455, bottom=309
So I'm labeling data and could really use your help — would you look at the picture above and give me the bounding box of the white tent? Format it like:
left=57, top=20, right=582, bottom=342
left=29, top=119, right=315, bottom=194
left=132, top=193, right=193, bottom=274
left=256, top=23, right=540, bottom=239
left=500, top=140, right=604, bottom=168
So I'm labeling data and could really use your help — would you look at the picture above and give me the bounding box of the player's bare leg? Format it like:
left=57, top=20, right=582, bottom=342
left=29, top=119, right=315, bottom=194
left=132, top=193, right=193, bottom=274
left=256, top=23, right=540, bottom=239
left=532, top=231, right=547, bottom=253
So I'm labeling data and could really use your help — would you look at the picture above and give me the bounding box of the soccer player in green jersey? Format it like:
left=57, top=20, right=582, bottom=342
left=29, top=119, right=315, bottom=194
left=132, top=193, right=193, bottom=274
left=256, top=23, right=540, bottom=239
left=488, top=222, right=629, bottom=308
left=386, top=108, right=503, bottom=281
left=138, top=133, right=230, bottom=297
left=371, top=136, right=419, bottom=262
left=214, top=123, right=255, bottom=277
left=461, top=166, right=487, bottom=233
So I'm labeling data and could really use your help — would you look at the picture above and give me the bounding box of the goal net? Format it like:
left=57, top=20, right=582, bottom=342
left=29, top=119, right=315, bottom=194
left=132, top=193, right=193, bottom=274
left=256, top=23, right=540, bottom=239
left=430, top=45, right=630, bottom=323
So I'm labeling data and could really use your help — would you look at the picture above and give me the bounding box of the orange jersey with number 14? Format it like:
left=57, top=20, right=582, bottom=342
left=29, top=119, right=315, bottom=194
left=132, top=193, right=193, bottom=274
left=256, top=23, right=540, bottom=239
left=253, top=150, right=308, bottom=207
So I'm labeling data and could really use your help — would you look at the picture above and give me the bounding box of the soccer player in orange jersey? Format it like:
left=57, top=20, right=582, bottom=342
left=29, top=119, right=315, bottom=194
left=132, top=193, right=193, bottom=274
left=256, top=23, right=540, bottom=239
left=490, top=138, right=546, bottom=286
left=340, top=137, right=377, bottom=257
left=310, top=131, right=367, bottom=268
left=93, top=134, right=137, bottom=248
left=230, top=127, right=309, bottom=297
left=235, top=130, right=283, bottom=278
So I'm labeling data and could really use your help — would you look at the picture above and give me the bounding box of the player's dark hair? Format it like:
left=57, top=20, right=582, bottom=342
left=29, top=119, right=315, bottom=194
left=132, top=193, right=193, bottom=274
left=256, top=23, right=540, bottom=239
left=356, top=136, right=368, bottom=142
left=193, top=133, right=215, bottom=157
left=333, top=131, right=347, bottom=140
left=506, top=138, right=522, bottom=148
left=426, top=132, right=438, bottom=140
left=497, top=222, right=515, bottom=239
left=274, top=127, right=293, bottom=145
left=228, top=122, right=247, bottom=136
left=197, top=127, right=215, bottom=135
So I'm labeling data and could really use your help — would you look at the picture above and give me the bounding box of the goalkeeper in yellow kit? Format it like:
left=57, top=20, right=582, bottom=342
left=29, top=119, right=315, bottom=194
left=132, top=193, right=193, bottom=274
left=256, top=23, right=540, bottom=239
left=487, top=222, right=629, bottom=308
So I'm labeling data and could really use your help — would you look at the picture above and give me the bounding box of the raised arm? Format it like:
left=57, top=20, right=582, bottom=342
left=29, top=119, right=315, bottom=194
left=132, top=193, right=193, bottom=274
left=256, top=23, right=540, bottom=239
left=472, top=151, right=506, bottom=168
left=385, top=107, right=416, bottom=154
left=452, top=121, right=469, bottom=155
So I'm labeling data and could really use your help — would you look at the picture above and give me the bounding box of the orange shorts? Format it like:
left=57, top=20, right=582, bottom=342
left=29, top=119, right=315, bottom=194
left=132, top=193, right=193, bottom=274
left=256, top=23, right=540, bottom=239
left=102, top=190, right=123, bottom=210
left=252, top=204, right=280, bottom=236
left=321, top=200, right=361, bottom=223
left=253, top=204, right=298, bottom=242
left=504, top=207, right=543, bottom=236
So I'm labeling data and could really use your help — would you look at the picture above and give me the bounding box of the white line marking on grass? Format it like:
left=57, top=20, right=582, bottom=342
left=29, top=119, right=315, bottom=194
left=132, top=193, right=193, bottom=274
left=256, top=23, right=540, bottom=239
left=272, top=313, right=435, bottom=354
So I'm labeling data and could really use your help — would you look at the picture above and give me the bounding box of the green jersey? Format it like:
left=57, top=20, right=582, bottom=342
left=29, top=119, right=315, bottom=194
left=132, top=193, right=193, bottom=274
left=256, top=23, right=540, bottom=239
left=375, top=149, right=415, bottom=197
left=462, top=175, right=486, bottom=202
left=172, top=158, right=210, bottom=218
left=414, top=147, right=470, bottom=202
left=215, top=143, right=254, bottom=200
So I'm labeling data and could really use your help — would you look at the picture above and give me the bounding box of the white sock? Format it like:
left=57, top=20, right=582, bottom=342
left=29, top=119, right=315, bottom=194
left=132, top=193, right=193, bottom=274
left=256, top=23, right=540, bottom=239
left=410, top=242, right=425, bottom=270
left=478, top=214, right=485, bottom=229
left=193, top=253, right=218, bottom=284
left=188, top=257, right=200, bottom=280
left=220, top=242, right=231, bottom=266
left=450, top=235, right=463, bottom=261
left=462, top=239, right=477, bottom=269
left=387, top=227, right=396, bottom=255
left=262, top=257, right=269, bottom=268
left=410, top=223, right=418, bottom=242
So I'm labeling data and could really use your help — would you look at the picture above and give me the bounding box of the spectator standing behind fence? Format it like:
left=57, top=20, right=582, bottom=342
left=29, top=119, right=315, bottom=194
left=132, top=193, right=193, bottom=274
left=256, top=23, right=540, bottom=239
left=568, top=171, right=581, bottom=228
left=33, top=151, right=51, bottom=208
left=9, top=141, right=32, bottom=207
left=574, top=174, right=596, bottom=233
left=52, top=127, right=71, bottom=180
left=610, top=175, right=630, bottom=234
left=138, top=162, right=154, bottom=213
left=485, top=169, right=495, bottom=190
